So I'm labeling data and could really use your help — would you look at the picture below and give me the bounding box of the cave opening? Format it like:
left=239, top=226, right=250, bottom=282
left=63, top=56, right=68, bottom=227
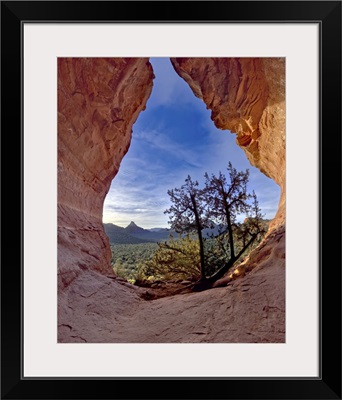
left=102, top=57, right=281, bottom=282
left=57, top=57, right=286, bottom=343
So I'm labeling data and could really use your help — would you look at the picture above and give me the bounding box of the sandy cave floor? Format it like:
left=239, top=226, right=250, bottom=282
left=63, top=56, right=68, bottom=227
left=58, top=259, right=285, bottom=344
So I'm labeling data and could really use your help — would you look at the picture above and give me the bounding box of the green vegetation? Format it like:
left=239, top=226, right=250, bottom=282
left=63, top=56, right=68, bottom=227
left=110, top=163, right=268, bottom=290
left=164, top=163, right=266, bottom=287
left=104, top=223, right=153, bottom=245
left=111, top=243, right=158, bottom=282
left=141, top=235, right=201, bottom=282
left=140, top=221, right=268, bottom=284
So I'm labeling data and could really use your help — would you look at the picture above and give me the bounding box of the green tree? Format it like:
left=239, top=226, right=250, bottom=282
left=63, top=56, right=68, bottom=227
left=113, top=259, right=127, bottom=279
left=203, top=162, right=266, bottom=284
left=164, top=176, right=211, bottom=281
left=163, top=163, right=266, bottom=290
left=143, top=235, right=201, bottom=281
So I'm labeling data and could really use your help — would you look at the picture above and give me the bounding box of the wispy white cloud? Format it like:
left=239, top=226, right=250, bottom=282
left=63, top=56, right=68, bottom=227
left=103, top=57, right=281, bottom=228
left=134, top=128, right=203, bottom=170
left=146, top=57, right=205, bottom=111
left=103, top=142, right=175, bottom=228
left=194, top=120, right=282, bottom=220
left=103, top=124, right=281, bottom=228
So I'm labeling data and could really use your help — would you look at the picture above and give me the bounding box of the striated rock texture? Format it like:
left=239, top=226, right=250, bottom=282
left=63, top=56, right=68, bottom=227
left=58, top=58, right=153, bottom=291
left=171, top=58, right=285, bottom=229
left=169, top=57, right=286, bottom=340
left=59, top=263, right=284, bottom=343
left=58, top=57, right=285, bottom=343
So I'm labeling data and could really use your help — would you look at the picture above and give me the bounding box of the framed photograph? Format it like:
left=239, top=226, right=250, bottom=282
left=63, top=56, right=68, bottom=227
left=2, top=1, right=341, bottom=399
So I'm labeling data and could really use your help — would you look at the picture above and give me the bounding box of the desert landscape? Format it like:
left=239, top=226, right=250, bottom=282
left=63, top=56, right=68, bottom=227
left=57, top=57, right=285, bottom=343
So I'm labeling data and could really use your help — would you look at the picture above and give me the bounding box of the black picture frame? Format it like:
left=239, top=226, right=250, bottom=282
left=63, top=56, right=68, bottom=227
left=1, top=1, right=341, bottom=399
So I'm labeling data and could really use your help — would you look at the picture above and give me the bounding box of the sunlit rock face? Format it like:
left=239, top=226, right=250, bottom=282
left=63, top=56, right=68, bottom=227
left=171, top=58, right=285, bottom=324
left=58, top=57, right=286, bottom=343
left=171, top=58, right=285, bottom=229
left=58, top=58, right=153, bottom=291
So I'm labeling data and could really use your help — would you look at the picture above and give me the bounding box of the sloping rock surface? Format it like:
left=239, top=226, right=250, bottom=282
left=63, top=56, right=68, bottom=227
left=59, top=243, right=285, bottom=343
left=58, top=58, right=153, bottom=290
left=58, top=58, right=285, bottom=343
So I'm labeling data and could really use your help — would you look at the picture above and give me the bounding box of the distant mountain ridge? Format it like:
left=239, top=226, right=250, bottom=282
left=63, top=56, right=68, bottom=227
left=103, top=221, right=225, bottom=245
left=103, top=223, right=152, bottom=245
left=124, top=221, right=146, bottom=235
left=103, top=221, right=174, bottom=244
left=104, top=219, right=271, bottom=245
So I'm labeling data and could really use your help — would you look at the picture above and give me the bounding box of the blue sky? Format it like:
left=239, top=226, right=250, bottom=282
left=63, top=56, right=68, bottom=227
left=103, top=58, right=280, bottom=229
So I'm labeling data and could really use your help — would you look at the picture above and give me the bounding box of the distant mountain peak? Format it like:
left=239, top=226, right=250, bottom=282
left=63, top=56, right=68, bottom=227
left=127, top=221, right=138, bottom=227
left=104, top=221, right=176, bottom=244
left=125, top=221, right=146, bottom=234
